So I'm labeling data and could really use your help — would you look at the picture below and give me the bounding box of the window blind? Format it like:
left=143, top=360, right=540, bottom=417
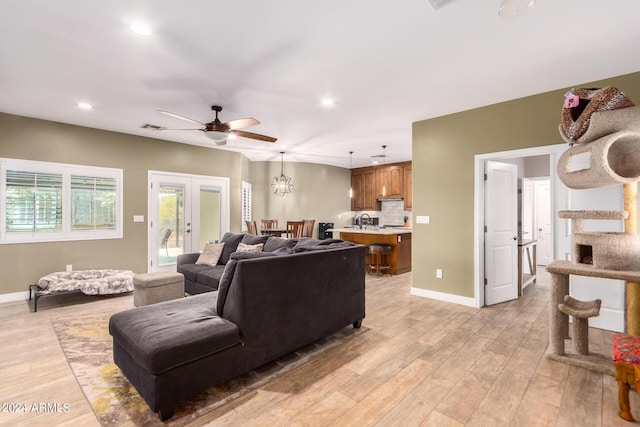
left=5, top=170, right=63, bottom=233
left=71, top=175, right=117, bottom=230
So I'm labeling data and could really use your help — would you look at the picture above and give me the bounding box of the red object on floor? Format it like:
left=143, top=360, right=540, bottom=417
left=613, top=333, right=640, bottom=421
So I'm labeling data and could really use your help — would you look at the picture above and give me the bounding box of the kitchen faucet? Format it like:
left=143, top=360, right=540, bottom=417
left=359, top=213, right=370, bottom=229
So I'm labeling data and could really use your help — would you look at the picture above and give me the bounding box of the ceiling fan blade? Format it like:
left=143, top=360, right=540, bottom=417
left=142, top=124, right=203, bottom=131
left=231, top=130, right=277, bottom=143
left=224, top=118, right=260, bottom=130
left=157, top=110, right=204, bottom=126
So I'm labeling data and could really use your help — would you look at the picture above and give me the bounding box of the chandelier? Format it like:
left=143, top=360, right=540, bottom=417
left=272, top=152, right=293, bottom=197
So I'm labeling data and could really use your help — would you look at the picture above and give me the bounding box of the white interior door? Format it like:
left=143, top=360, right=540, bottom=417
left=485, top=161, right=518, bottom=305
left=535, top=180, right=552, bottom=266
left=148, top=172, right=230, bottom=272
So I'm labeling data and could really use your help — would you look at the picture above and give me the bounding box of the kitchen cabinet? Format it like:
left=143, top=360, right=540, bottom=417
left=351, top=168, right=376, bottom=211
left=403, top=164, right=412, bottom=210
left=351, top=161, right=412, bottom=211
left=376, top=165, right=403, bottom=199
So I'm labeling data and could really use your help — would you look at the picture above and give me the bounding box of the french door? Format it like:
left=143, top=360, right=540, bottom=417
left=148, top=171, right=229, bottom=272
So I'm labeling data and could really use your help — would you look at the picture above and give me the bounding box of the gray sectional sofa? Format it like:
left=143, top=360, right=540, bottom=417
left=109, top=234, right=365, bottom=420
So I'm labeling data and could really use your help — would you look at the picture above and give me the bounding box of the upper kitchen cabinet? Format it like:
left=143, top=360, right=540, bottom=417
left=403, top=164, right=412, bottom=210
left=388, top=165, right=404, bottom=198
left=351, top=168, right=377, bottom=211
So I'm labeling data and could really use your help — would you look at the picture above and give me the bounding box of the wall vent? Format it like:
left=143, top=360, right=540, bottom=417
left=425, top=0, right=460, bottom=10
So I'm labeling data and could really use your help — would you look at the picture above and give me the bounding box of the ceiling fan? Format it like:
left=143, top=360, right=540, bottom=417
left=142, top=105, right=277, bottom=145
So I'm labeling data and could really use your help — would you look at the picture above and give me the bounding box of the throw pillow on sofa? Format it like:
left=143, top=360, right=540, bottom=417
left=195, top=242, right=225, bottom=266
left=236, top=242, right=264, bottom=253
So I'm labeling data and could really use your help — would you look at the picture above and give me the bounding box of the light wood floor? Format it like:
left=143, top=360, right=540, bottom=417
left=1, top=269, right=638, bottom=426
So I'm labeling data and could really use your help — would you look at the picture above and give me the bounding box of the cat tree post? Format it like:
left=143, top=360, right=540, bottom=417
left=625, top=182, right=640, bottom=335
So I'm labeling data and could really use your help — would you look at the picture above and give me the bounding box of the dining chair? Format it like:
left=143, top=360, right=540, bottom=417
left=261, top=219, right=278, bottom=230
left=285, top=221, right=304, bottom=238
left=301, top=219, right=315, bottom=238
left=245, top=220, right=258, bottom=235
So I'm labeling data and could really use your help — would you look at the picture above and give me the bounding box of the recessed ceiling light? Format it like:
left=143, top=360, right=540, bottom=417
left=228, top=134, right=237, bottom=140
left=372, top=160, right=379, bottom=165
left=77, top=102, right=93, bottom=110
left=320, top=98, right=335, bottom=107
left=130, top=21, right=152, bottom=36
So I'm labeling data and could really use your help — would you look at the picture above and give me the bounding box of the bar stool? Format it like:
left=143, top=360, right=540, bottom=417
left=368, top=244, right=392, bottom=276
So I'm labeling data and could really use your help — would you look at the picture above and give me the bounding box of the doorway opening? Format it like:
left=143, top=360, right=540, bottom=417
left=475, top=144, right=565, bottom=307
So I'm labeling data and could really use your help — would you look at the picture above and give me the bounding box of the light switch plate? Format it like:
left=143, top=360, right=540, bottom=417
left=416, top=215, right=430, bottom=224
left=133, top=215, right=145, bottom=223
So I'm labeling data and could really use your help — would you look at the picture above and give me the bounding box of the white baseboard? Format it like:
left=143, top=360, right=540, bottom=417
left=0, top=290, right=30, bottom=304
left=410, top=286, right=479, bottom=308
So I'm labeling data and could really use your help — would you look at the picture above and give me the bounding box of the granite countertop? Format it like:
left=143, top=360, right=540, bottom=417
left=329, top=227, right=412, bottom=235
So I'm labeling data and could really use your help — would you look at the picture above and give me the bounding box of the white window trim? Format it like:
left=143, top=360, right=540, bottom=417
left=0, top=158, right=123, bottom=244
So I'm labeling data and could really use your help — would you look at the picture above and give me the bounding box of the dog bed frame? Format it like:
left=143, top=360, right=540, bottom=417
left=29, top=269, right=135, bottom=312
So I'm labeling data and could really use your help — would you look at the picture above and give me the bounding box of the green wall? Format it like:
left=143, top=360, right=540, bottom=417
left=0, top=113, right=351, bottom=296
left=412, top=70, right=640, bottom=299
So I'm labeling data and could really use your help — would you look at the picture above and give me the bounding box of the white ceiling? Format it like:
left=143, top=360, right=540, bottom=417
left=1, top=0, right=639, bottom=168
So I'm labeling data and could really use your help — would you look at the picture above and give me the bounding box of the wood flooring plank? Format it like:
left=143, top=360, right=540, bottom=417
left=335, top=359, right=433, bottom=426
left=465, top=371, right=531, bottom=426
left=435, top=373, right=492, bottom=424
left=374, top=377, right=448, bottom=426
left=419, top=410, right=465, bottom=427
left=511, top=394, right=560, bottom=426
left=556, top=366, right=603, bottom=427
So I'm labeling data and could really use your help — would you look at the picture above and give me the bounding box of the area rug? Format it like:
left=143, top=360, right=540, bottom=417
left=52, top=311, right=368, bottom=426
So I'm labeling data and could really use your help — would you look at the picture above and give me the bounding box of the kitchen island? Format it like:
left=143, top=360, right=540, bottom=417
left=330, top=227, right=412, bottom=275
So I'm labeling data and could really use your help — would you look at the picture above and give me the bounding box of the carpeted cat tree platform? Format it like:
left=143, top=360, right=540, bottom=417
left=547, top=88, right=640, bottom=374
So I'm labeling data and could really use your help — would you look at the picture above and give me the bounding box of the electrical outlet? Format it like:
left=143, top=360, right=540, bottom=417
left=436, top=269, right=443, bottom=279
left=66, top=264, right=73, bottom=272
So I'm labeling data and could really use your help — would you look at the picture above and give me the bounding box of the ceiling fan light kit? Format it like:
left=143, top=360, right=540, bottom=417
left=204, top=130, right=229, bottom=144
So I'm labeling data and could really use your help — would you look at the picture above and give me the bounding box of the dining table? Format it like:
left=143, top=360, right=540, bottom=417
left=260, top=229, right=287, bottom=237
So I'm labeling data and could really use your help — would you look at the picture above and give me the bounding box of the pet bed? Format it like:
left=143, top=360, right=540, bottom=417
left=29, top=269, right=134, bottom=312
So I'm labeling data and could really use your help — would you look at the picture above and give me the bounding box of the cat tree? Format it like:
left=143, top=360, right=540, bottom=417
left=547, top=103, right=640, bottom=374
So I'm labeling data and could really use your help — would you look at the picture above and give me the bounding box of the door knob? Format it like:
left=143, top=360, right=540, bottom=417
left=513, top=236, right=518, bottom=240
left=186, top=229, right=191, bottom=234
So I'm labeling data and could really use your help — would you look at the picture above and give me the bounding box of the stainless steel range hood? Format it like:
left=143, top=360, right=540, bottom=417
left=377, top=197, right=404, bottom=201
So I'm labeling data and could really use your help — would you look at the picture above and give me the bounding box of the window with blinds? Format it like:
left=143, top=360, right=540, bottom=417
left=71, top=175, right=117, bottom=230
left=5, top=170, right=63, bottom=233
left=1, top=158, right=122, bottom=243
